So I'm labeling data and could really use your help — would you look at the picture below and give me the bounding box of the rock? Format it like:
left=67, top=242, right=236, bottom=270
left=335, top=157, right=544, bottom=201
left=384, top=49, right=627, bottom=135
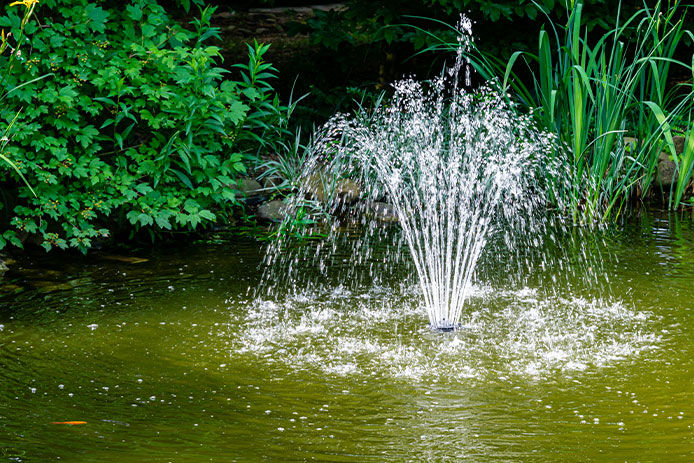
left=303, top=173, right=361, bottom=205
left=303, top=172, right=327, bottom=203
left=31, top=280, right=73, bottom=293
left=673, top=135, right=685, bottom=155
left=16, top=268, right=63, bottom=278
left=257, top=199, right=287, bottom=223
left=234, top=178, right=268, bottom=206
left=236, top=178, right=263, bottom=197
left=657, top=154, right=677, bottom=188
left=334, top=179, right=361, bottom=205
left=261, top=176, right=284, bottom=190
left=101, top=255, right=149, bottom=264
left=0, top=283, right=23, bottom=293
left=623, top=136, right=686, bottom=156
left=369, top=202, right=399, bottom=223
left=654, top=137, right=688, bottom=189
left=0, top=258, right=7, bottom=275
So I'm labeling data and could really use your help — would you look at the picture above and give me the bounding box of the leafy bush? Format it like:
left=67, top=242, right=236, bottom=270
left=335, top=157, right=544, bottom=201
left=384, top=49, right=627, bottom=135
left=0, top=0, right=44, bottom=197
left=0, top=0, right=287, bottom=252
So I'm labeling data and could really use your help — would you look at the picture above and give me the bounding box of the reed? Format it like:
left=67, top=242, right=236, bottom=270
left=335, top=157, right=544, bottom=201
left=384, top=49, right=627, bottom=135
left=414, top=1, right=694, bottom=222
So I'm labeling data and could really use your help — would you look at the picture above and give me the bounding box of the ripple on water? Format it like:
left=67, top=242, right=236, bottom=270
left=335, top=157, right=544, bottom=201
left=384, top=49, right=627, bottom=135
left=230, top=285, right=661, bottom=383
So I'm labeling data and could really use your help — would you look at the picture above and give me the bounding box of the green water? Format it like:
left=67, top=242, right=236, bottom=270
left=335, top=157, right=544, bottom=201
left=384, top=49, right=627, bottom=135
left=1, top=212, right=694, bottom=462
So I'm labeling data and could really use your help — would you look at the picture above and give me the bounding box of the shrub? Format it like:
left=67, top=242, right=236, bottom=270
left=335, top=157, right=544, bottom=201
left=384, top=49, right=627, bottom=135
left=0, top=0, right=287, bottom=252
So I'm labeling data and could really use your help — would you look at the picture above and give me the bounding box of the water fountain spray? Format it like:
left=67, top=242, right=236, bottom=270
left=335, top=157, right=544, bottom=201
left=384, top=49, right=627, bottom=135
left=263, top=16, right=566, bottom=330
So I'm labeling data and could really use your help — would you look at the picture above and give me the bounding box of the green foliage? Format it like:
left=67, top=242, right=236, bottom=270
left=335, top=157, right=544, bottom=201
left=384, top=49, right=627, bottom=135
left=424, top=1, right=693, bottom=222
left=0, top=0, right=45, bottom=197
left=0, top=0, right=288, bottom=252
left=500, top=1, right=693, bottom=222
left=256, top=127, right=310, bottom=191
left=174, top=0, right=204, bottom=13
left=671, top=123, right=694, bottom=209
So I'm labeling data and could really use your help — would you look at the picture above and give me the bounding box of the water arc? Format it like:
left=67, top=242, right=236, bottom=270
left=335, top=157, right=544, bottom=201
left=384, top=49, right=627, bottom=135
left=263, top=22, right=567, bottom=329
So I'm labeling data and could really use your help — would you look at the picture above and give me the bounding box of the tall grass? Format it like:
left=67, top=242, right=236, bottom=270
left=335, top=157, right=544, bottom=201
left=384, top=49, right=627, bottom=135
left=413, top=1, right=694, bottom=223
left=671, top=121, right=694, bottom=208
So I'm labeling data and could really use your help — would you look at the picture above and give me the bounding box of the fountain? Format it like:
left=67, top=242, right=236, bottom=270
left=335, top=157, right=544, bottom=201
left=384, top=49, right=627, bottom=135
left=262, top=18, right=568, bottom=330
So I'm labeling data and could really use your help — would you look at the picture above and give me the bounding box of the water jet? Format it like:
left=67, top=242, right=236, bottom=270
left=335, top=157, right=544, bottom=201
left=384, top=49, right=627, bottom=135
left=263, top=17, right=567, bottom=329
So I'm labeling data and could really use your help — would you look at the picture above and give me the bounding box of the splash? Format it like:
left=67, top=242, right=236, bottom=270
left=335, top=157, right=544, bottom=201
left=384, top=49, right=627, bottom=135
left=234, top=286, right=659, bottom=381
left=262, top=17, right=567, bottom=329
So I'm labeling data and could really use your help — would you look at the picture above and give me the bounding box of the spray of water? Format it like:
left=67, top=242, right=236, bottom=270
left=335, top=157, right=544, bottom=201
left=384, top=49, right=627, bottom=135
left=262, top=17, right=568, bottom=330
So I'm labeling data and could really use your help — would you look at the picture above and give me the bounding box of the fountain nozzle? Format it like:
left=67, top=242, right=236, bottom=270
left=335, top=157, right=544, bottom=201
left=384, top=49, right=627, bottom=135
left=433, top=324, right=458, bottom=332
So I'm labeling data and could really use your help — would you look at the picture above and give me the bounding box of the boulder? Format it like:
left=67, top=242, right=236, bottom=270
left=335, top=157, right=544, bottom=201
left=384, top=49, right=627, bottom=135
left=657, top=154, right=677, bottom=188
left=626, top=135, right=686, bottom=190
left=334, top=178, right=361, bottom=205
left=236, top=178, right=263, bottom=197
left=302, top=173, right=327, bottom=202
left=101, top=255, right=149, bottom=264
left=302, top=173, right=361, bottom=205
left=234, top=178, right=268, bottom=206
left=257, top=199, right=287, bottom=223
left=369, top=202, right=399, bottom=223
left=673, top=135, right=685, bottom=155
left=261, top=176, right=284, bottom=190
left=655, top=136, right=688, bottom=189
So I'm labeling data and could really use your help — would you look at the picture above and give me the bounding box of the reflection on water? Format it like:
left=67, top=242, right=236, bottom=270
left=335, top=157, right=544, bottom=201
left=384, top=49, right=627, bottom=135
left=1, top=213, right=694, bottom=461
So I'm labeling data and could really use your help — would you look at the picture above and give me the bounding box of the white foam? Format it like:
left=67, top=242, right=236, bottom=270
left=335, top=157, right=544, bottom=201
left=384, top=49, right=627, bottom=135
left=230, top=286, right=659, bottom=382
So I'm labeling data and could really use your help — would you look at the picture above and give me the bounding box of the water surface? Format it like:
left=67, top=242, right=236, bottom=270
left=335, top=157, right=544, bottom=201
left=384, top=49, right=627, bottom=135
left=1, top=211, right=693, bottom=462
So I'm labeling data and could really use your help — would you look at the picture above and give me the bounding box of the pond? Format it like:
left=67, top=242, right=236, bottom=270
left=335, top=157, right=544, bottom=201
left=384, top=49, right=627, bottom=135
left=1, top=210, right=693, bottom=462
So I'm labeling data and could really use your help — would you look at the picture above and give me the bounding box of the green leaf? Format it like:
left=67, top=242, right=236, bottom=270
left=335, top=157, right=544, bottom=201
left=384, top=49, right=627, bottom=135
left=227, top=100, right=249, bottom=125
left=141, top=24, right=156, bottom=38
left=154, top=211, right=173, bottom=230
left=85, top=4, right=110, bottom=33
left=135, top=183, right=154, bottom=195
left=199, top=209, right=216, bottom=221
left=184, top=199, right=200, bottom=213
left=645, top=101, right=677, bottom=157
left=76, top=125, right=99, bottom=148
left=137, top=213, right=154, bottom=227
left=94, top=97, right=117, bottom=106
left=170, top=168, right=194, bottom=189
left=125, top=4, right=142, bottom=21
